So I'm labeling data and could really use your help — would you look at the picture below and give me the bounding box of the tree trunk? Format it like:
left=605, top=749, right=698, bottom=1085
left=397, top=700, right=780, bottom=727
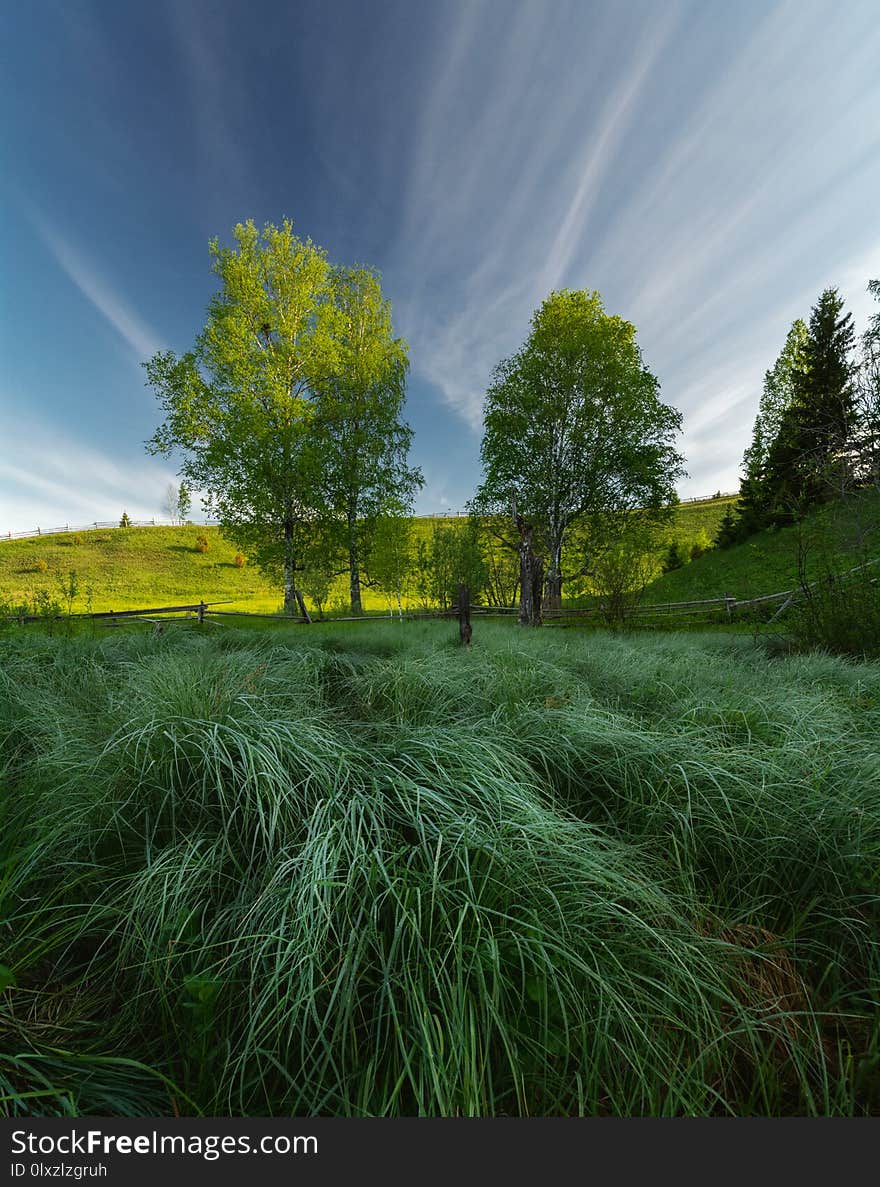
left=544, top=539, right=563, bottom=611
left=516, top=515, right=544, bottom=627
left=348, top=500, right=363, bottom=615
left=458, top=582, right=472, bottom=645
left=283, top=516, right=297, bottom=615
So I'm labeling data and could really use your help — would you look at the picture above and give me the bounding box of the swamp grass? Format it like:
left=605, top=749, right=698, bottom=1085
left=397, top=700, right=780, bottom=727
left=1, top=620, right=878, bottom=1115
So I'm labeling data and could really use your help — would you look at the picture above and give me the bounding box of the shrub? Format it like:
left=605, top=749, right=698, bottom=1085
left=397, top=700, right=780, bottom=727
left=33, top=558, right=48, bottom=573
left=233, top=553, right=246, bottom=568
left=119, top=511, right=132, bottom=528
left=713, top=506, right=740, bottom=549
left=788, top=562, right=880, bottom=658
left=194, top=534, right=209, bottom=554
left=662, top=541, right=686, bottom=572
left=690, top=531, right=711, bottom=562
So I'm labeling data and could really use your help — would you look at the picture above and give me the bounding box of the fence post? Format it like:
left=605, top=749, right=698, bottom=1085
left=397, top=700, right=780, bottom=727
left=458, top=583, right=472, bottom=645
left=37, top=527, right=41, bottom=536
left=294, top=590, right=312, bottom=623
left=724, top=594, right=736, bottom=620
left=198, top=601, right=205, bottom=624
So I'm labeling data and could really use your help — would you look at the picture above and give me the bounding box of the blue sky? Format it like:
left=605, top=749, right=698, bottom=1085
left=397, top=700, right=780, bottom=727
left=2, top=0, right=879, bottom=531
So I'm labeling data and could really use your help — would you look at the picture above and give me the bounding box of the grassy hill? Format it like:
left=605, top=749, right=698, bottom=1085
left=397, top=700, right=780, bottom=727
left=644, top=488, right=880, bottom=605
left=0, top=497, right=739, bottom=615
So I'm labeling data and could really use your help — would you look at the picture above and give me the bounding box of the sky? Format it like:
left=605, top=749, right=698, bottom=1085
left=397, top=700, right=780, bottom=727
left=2, top=0, right=879, bottom=532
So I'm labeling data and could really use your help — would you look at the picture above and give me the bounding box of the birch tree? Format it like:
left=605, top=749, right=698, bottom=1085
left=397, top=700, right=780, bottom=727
left=473, top=290, right=683, bottom=624
left=145, top=219, right=337, bottom=613
left=315, top=266, right=421, bottom=614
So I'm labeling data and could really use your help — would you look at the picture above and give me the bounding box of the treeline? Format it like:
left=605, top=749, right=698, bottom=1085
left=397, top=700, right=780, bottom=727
left=147, top=226, right=686, bottom=622
left=716, top=280, right=880, bottom=548
left=149, top=220, right=880, bottom=627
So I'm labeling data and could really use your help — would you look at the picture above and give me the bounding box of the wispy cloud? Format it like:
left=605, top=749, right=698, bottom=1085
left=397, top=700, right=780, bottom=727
left=0, top=414, right=177, bottom=533
left=165, top=0, right=252, bottom=222
left=31, top=215, right=162, bottom=360
left=379, top=0, right=880, bottom=495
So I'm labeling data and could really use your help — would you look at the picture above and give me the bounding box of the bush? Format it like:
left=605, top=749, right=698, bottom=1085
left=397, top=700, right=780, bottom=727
left=119, top=511, right=132, bottom=528
left=713, top=506, right=740, bottom=549
left=33, top=558, right=48, bottom=573
left=233, top=553, right=246, bottom=568
left=194, top=534, right=209, bottom=554
left=788, top=562, right=880, bottom=658
left=662, top=541, right=686, bottom=572
left=689, top=531, right=711, bottom=562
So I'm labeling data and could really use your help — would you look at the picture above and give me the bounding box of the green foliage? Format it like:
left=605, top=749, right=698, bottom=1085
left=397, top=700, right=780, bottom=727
left=145, top=220, right=418, bottom=615
left=194, top=534, right=209, bottom=554
left=55, top=569, right=81, bottom=625
left=368, top=505, right=415, bottom=616
left=744, top=290, right=857, bottom=530
left=177, top=482, right=192, bottom=524
left=119, top=511, right=131, bottom=528
left=145, top=219, right=339, bottom=610
left=713, top=505, right=740, bottom=550
left=474, top=289, right=684, bottom=606
left=314, top=266, right=422, bottom=613
left=662, top=541, right=686, bottom=572
left=2, top=624, right=879, bottom=1115
left=649, top=488, right=880, bottom=607
left=856, top=279, right=880, bottom=486
left=589, top=512, right=668, bottom=623
left=414, top=518, right=487, bottom=609
left=0, top=499, right=739, bottom=618
left=788, top=563, right=880, bottom=658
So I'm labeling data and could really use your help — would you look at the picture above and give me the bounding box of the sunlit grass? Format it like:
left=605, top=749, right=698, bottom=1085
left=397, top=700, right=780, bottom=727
left=0, top=498, right=737, bottom=615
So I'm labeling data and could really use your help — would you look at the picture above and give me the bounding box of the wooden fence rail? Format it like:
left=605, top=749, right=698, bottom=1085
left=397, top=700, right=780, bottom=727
left=4, top=600, right=234, bottom=624
left=5, top=554, right=876, bottom=628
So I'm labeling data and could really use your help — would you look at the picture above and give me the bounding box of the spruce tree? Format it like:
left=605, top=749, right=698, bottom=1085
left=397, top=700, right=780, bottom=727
left=736, top=320, right=808, bottom=536
left=767, top=288, right=855, bottom=511
left=757, top=288, right=856, bottom=520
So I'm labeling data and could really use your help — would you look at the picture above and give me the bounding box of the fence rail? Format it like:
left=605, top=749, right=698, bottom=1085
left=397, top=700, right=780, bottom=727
left=5, top=600, right=233, bottom=624
left=1, top=518, right=220, bottom=541
left=10, top=549, right=873, bottom=630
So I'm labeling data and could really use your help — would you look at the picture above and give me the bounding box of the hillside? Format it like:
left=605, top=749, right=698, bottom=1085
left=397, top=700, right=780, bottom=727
left=0, top=497, right=739, bottom=615
left=644, top=489, right=880, bottom=605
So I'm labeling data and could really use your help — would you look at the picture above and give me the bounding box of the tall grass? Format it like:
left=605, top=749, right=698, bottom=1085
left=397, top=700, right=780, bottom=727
left=1, top=623, right=878, bottom=1115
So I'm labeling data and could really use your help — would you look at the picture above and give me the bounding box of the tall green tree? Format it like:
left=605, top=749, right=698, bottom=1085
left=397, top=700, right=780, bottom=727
left=145, top=219, right=339, bottom=613
left=473, top=290, right=683, bottom=624
left=738, top=319, right=808, bottom=535
left=763, top=287, right=856, bottom=515
left=315, top=266, right=421, bottom=614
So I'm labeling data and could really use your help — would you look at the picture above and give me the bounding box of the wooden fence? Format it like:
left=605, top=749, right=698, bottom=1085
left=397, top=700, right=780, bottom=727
left=1, top=518, right=220, bottom=541
left=6, top=554, right=875, bottom=629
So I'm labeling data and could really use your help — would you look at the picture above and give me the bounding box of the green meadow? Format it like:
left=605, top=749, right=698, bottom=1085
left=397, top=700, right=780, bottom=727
left=0, top=499, right=738, bottom=615
left=2, top=620, right=879, bottom=1116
